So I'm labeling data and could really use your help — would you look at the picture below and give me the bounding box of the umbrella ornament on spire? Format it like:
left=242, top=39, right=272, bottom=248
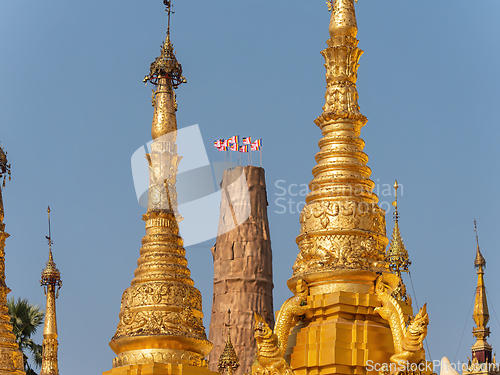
left=143, top=0, right=186, bottom=89
left=41, top=207, right=62, bottom=297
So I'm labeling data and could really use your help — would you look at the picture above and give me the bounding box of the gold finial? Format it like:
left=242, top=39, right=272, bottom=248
left=0, top=144, right=12, bottom=227
left=46, top=206, right=53, bottom=255
left=392, top=180, right=399, bottom=220
left=474, top=220, right=486, bottom=269
left=218, top=310, right=240, bottom=375
left=143, top=0, right=186, bottom=89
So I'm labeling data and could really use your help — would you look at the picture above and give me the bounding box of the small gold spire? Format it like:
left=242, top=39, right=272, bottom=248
left=387, top=180, right=410, bottom=271
left=40, top=207, right=62, bottom=375
left=386, top=180, right=411, bottom=304
left=470, top=220, right=492, bottom=362
left=217, top=310, right=240, bottom=375
left=472, top=221, right=489, bottom=331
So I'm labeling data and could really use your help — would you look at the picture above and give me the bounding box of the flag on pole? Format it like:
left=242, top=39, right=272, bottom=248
left=214, top=139, right=223, bottom=148
left=218, top=144, right=227, bottom=151
left=228, top=135, right=239, bottom=145
left=251, top=139, right=262, bottom=150
left=239, top=145, right=248, bottom=153
left=242, top=136, right=252, bottom=145
left=229, top=143, right=238, bottom=151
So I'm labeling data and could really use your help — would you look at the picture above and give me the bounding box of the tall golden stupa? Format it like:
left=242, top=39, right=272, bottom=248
left=104, top=2, right=218, bottom=375
left=252, top=2, right=428, bottom=375
left=0, top=145, right=25, bottom=375
left=285, top=0, right=403, bottom=372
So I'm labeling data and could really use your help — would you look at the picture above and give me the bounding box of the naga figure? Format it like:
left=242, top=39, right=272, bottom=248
left=253, top=279, right=309, bottom=375
left=374, top=273, right=429, bottom=366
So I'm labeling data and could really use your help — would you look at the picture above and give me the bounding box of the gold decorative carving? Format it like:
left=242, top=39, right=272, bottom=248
left=113, top=349, right=208, bottom=368
left=293, top=234, right=387, bottom=274
left=254, top=280, right=309, bottom=375
left=375, top=274, right=429, bottom=366
left=40, top=338, right=59, bottom=375
left=116, top=306, right=206, bottom=338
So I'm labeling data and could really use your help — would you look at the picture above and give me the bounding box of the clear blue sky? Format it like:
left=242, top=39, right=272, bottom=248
left=1, top=1, right=500, bottom=374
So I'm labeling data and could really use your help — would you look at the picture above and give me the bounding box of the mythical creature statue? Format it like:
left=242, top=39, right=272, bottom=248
left=374, top=273, right=429, bottom=366
left=253, top=279, right=310, bottom=375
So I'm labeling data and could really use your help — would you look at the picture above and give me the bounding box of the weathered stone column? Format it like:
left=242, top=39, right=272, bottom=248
left=209, top=166, right=274, bottom=375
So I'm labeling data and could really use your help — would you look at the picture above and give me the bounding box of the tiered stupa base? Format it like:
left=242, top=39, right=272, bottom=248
left=285, top=271, right=413, bottom=375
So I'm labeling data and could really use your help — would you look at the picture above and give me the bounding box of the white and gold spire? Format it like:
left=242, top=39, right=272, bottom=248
left=106, top=3, right=215, bottom=375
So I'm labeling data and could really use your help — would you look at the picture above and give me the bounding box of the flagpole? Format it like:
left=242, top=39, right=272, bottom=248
left=260, top=147, right=262, bottom=167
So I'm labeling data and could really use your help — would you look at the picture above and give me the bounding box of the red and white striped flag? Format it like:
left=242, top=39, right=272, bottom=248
left=239, top=145, right=248, bottom=153
left=228, top=135, right=239, bottom=145
left=242, top=136, right=251, bottom=145
left=251, top=139, right=262, bottom=150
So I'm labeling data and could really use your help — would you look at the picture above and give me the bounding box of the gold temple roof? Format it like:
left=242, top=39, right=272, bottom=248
left=217, top=329, right=240, bottom=373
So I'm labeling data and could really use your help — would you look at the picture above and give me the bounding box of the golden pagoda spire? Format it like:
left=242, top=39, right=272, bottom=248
left=217, top=311, right=240, bottom=375
left=283, top=4, right=407, bottom=375
left=40, top=207, right=62, bottom=375
left=387, top=180, right=412, bottom=304
left=291, top=0, right=388, bottom=281
left=470, top=220, right=492, bottom=363
left=0, top=144, right=25, bottom=375
left=107, top=2, right=213, bottom=373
